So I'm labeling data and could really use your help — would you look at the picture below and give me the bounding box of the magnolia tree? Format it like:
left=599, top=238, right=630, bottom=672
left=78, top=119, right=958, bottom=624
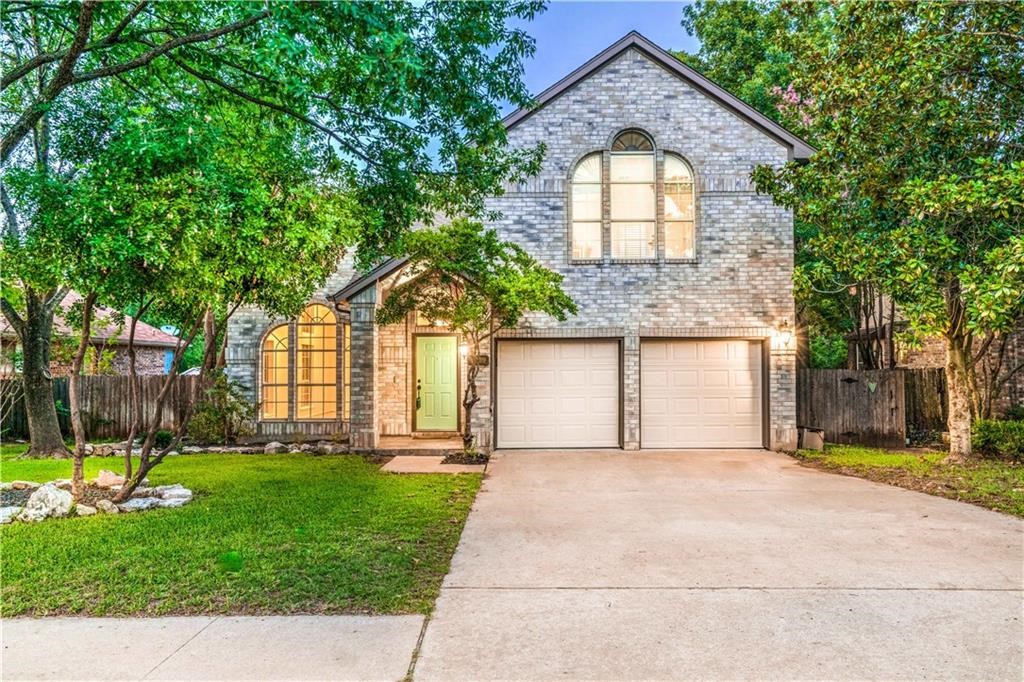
left=1, top=0, right=544, bottom=456
left=752, top=1, right=1024, bottom=460
left=375, top=220, right=576, bottom=453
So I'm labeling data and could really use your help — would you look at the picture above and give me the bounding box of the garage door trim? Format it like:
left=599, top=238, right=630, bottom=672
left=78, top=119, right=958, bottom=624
left=492, top=337, right=623, bottom=449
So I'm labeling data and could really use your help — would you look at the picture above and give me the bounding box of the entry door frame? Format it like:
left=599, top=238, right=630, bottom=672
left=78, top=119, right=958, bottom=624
left=412, top=333, right=461, bottom=433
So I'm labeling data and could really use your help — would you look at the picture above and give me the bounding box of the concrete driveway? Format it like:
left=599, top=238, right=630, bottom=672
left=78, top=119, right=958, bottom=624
left=414, top=450, right=1024, bottom=681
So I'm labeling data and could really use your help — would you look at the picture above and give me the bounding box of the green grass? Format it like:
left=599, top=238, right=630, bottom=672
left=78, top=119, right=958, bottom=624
left=797, top=445, right=1024, bottom=517
left=0, top=452, right=480, bottom=616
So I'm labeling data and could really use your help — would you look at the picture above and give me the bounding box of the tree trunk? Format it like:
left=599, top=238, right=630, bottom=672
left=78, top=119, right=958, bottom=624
left=945, top=334, right=974, bottom=463
left=69, top=293, right=96, bottom=500
left=461, top=360, right=480, bottom=452
left=19, top=293, right=68, bottom=457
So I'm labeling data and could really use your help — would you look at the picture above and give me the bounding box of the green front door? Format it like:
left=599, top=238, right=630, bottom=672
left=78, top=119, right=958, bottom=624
left=415, top=336, right=458, bottom=431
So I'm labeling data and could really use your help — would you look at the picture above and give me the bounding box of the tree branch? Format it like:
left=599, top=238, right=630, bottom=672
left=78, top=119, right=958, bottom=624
left=1, top=0, right=96, bottom=164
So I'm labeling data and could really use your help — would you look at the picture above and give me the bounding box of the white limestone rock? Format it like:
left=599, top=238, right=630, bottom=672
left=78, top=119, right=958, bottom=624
left=76, top=504, right=97, bottom=517
left=95, top=499, right=119, bottom=514
left=17, top=484, right=73, bottom=522
left=264, top=441, right=288, bottom=454
left=0, top=506, right=23, bottom=524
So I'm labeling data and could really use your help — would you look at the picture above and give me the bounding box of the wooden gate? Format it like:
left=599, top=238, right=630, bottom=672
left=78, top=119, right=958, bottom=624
left=798, top=369, right=906, bottom=448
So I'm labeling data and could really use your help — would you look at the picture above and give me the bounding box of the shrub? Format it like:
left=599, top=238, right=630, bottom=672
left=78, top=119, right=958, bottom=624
left=154, top=429, right=175, bottom=449
left=972, top=419, right=1024, bottom=461
left=187, top=372, right=255, bottom=445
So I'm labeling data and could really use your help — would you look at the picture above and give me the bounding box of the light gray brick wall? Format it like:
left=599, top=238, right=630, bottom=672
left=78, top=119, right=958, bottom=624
left=225, top=47, right=799, bottom=450
left=476, top=47, right=797, bottom=450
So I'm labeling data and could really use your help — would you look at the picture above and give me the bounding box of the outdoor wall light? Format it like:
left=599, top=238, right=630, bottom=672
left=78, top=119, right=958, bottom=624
left=772, top=320, right=794, bottom=350
left=458, top=343, right=469, bottom=357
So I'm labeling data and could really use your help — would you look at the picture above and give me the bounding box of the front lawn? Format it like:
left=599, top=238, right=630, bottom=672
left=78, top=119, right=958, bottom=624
left=796, top=445, right=1024, bottom=518
left=1, top=452, right=480, bottom=616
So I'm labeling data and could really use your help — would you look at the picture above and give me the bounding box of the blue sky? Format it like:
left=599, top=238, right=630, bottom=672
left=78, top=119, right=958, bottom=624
left=511, top=1, right=700, bottom=100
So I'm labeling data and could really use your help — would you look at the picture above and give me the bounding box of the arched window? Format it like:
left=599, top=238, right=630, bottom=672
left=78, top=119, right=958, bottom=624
left=571, top=153, right=602, bottom=260
left=568, top=130, right=697, bottom=262
left=296, top=304, right=337, bottom=419
left=261, top=325, right=290, bottom=420
left=610, top=130, right=656, bottom=259
left=664, top=154, right=695, bottom=259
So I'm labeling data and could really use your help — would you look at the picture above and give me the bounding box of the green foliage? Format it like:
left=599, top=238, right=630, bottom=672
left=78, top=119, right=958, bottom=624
left=375, top=220, right=577, bottom=336
left=752, top=2, right=1024, bottom=342
left=972, top=420, right=1024, bottom=462
left=2, top=1, right=546, bottom=265
left=153, top=430, right=175, bottom=450
left=808, top=331, right=847, bottom=369
left=0, top=454, right=480, bottom=615
left=677, top=0, right=796, bottom=121
left=187, top=373, right=256, bottom=445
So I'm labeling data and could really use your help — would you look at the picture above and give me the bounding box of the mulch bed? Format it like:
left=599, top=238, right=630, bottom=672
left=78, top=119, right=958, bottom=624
left=1, top=489, right=32, bottom=506
left=78, top=484, right=120, bottom=506
left=442, top=452, right=489, bottom=465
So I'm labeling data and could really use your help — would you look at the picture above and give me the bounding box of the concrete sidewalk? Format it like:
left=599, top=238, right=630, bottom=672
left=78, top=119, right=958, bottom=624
left=413, top=449, right=1024, bottom=681
left=2, top=615, right=423, bottom=681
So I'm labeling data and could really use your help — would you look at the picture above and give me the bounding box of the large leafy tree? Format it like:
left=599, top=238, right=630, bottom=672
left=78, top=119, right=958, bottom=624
left=676, top=1, right=854, bottom=369
left=753, top=1, right=1024, bottom=460
left=376, top=220, right=577, bottom=453
left=1, top=0, right=544, bottom=455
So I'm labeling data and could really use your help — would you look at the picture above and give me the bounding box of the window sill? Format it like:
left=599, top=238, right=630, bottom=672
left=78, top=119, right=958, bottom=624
left=664, top=258, right=700, bottom=264
left=608, top=258, right=659, bottom=265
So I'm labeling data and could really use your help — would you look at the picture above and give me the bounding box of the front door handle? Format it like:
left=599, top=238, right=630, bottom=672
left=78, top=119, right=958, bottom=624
left=416, top=380, right=422, bottom=410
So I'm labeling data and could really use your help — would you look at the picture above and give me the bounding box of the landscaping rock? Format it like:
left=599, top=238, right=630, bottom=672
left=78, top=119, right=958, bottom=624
left=117, top=497, right=162, bottom=513
left=154, top=496, right=191, bottom=509
left=84, top=443, right=94, bottom=455
left=182, top=446, right=204, bottom=454
left=52, top=479, right=72, bottom=490
left=17, top=484, right=73, bottom=522
left=10, top=481, right=40, bottom=490
left=95, top=499, right=119, bottom=514
left=0, top=506, right=23, bottom=524
left=76, top=504, right=97, bottom=517
left=153, top=484, right=192, bottom=501
left=94, top=470, right=125, bottom=488
left=264, top=441, right=288, bottom=454
left=130, top=486, right=154, bottom=498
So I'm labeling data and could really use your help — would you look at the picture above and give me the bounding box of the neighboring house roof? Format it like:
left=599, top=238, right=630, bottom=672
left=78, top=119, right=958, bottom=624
left=0, top=291, right=180, bottom=348
left=329, top=32, right=816, bottom=305
left=503, top=31, right=814, bottom=160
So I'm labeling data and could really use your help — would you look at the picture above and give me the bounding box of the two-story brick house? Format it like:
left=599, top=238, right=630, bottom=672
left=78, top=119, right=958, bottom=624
left=225, top=33, right=812, bottom=451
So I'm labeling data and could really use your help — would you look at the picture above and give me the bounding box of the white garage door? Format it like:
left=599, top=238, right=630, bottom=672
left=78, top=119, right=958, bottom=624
left=496, top=340, right=619, bottom=448
left=641, top=340, right=763, bottom=448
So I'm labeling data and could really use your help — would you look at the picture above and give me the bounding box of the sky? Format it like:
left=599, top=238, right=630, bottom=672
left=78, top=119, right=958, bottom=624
left=510, top=1, right=700, bottom=104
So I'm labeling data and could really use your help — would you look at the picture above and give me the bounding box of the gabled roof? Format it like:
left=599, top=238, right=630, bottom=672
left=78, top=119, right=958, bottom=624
left=329, top=257, right=409, bottom=304
left=503, top=31, right=814, bottom=160
left=330, top=33, right=815, bottom=304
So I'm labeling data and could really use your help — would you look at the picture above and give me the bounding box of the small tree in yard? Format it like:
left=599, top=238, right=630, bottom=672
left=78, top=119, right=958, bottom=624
left=375, top=220, right=577, bottom=453
left=6, top=102, right=363, bottom=500
left=752, top=1, right=1024, bottom=461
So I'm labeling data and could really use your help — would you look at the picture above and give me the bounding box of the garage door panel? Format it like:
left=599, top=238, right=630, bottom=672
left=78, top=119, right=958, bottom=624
left=497, top=340, right=620, bottom=448
left=641, top=340, right=763, bottom=448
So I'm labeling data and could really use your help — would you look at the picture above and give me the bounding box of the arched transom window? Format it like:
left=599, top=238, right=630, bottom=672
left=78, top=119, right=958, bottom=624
left=260, top=303, right=345, bottom=421
left=569, top=130, right=696, bottom=262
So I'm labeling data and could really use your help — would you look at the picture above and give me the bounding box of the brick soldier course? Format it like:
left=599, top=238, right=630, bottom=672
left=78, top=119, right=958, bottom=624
left=225, top=33, right=809, bottom=451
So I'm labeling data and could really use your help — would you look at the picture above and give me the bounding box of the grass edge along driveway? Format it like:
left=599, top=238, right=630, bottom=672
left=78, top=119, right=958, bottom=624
left=1, top=450, right=480, bottom=617
left=796, top=445, right=1024, bottom=518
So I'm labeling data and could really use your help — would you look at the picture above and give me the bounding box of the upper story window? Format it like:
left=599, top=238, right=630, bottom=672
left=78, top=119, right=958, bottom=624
left=569, top=130, right=697, bottom=263
left=571, top=153, right=602, bottom=260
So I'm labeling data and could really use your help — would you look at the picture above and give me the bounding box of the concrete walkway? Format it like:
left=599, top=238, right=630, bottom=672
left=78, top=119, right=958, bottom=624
left=3, top=615, right=423, bottom=681
left=413, top=449, right=1024, bottom=681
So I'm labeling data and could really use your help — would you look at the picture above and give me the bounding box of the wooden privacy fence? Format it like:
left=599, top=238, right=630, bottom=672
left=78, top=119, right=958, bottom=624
left=797, top=368, right=947, bottom=448
left=1, top=376, right=199, bottom=441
